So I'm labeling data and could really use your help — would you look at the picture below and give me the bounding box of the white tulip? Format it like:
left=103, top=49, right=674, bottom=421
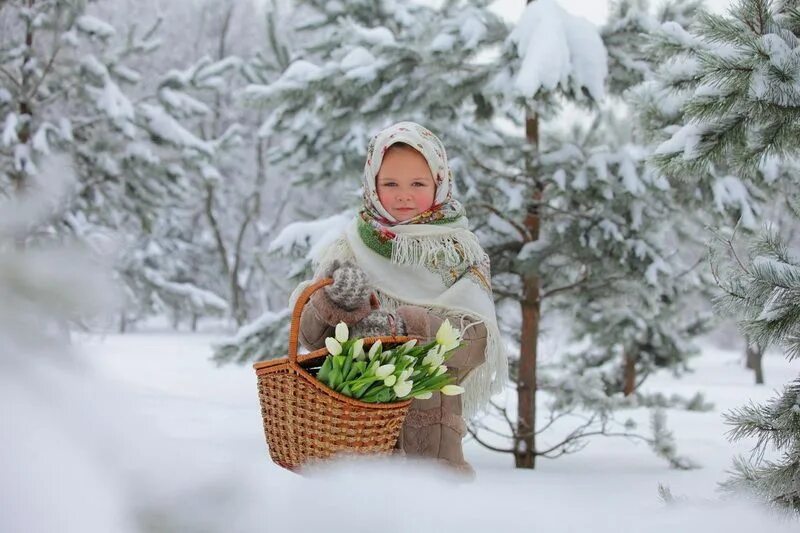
left=325, top=337, right=342, bottom=356
left=413, top=391, right=433, bottom=400
left=435, top=319, right=461, bottom=352
left=375, top=364, right=395, bottom=379
left=440, top=384, right=465, bottom=396
left=400, top=368, right=414, bottom=381
left=401, top=339, right=418, bottom=351
left=335, top=322, right=349, bottom=343
left=422, top=348, right=444, bottom=368
left=393, top=380, right=413, bottom=398
left=384, top=375, right=397, bottom=387
left=435, top=365, right=448, bottom=376
left=368, top=340, right=382, bottom=360
left=353, top=339, right=366, bottom=361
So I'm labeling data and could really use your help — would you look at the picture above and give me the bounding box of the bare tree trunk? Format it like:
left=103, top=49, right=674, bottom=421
left=516, top=96, right=540, bottom=468
left=745, top=338, right=764, bottom=385
left=623, top=350, right=636, bottom=396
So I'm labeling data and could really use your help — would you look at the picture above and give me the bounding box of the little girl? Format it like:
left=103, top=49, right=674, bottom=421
left=291, top=121, right=508, bottom=479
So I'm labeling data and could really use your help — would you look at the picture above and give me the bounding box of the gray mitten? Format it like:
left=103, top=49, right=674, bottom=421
left=351, top=309, right=407, bottom=338
left=323, top=260, right=373, bottom=311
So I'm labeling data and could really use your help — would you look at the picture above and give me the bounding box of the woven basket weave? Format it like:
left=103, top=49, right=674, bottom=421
left=253, top=277, right=413, bottom=472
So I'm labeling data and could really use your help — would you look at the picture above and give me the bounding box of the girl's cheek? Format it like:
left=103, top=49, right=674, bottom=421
left=416, top=191, right=434, bottom=210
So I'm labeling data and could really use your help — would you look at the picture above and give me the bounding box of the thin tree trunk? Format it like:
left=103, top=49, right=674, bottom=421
left=745, top=340, right=764, bottom=385
left=516, top=95, right=540, bottom=468
left=623, top=350, right=636, bottom=396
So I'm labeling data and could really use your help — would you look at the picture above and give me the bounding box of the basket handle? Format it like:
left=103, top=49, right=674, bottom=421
left=288, top=277, right=335, bottom=364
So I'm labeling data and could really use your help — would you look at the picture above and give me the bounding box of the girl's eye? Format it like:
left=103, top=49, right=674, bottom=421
left=413, top=182, right=427, bottom=187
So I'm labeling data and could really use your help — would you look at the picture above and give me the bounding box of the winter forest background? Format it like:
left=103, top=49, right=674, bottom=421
left=3, top=0, right=800, bottom=531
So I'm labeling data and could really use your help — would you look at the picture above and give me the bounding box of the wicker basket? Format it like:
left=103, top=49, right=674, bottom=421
left=253, top=277, right=414, bottom=472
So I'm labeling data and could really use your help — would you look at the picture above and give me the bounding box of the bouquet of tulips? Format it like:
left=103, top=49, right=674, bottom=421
left=315, top=319, right=467, bottom=403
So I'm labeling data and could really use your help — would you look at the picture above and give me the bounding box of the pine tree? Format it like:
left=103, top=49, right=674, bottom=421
left=650, top=0, right=800, bottom=179
left=242, top=0, right=509, bottom=188
left=631, top=0, right=799, bottom=387
left=0, top=1, right=236, bottom=329
left=712, top=212, right=800, bottom=512
left=627, top=0, right=800, bottom=508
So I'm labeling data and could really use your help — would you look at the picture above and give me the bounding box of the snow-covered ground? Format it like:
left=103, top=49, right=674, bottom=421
left=59, top=330, right=798, bottom=532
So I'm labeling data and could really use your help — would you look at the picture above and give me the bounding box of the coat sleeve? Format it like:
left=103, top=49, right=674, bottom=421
left=395, top=305, right=487, bottom=383
left=297, top=280, right=375, bottom=352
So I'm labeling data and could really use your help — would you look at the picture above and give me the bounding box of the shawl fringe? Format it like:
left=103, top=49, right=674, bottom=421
left=391, top=230, right=487, bottom=269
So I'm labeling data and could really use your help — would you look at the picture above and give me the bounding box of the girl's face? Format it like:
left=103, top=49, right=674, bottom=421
left=376, top=145, right=436, bottom=222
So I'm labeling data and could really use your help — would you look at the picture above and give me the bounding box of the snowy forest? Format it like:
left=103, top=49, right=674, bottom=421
left=3, top=0, right=800, bottom=531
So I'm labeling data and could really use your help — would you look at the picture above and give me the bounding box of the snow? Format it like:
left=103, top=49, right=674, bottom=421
left=339, top=47, right=379, bottom=81
left=460, top=14, right=488, bottom=49
left=268, top=210, right=354, bottom=262
left=32, top=123, right=53, bottom=154
left=660, top=21, right=700, bottom=48
left=1, top=113, right=18, bottom=146
left=243, top=60, right=324, bottom=100
left=353, top=25, right=396, bottom=47
left=142, top=269, right=228, bottom=312
left=224, top=308, right=291, bottom=344
left=711, top=176, right=757, bottom=229
left=38, top=331, right=797, bottom=533
left=139, top=103, right=213, bottom=155
left=655, top=122, right=708, bottom=161
left=159, top=87, right=211, bottom=116
left=75, top=15, right=116, bottom=39
left=431, top=32, right=457, bottom=52
left=508, top=0, right=607, bottom=101
left=86, top=73, right=135, bottom=123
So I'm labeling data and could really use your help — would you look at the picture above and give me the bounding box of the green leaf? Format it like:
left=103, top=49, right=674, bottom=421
left=342, top=350, right=353, bottom=381
left=317, top=357, right=332, bottom=383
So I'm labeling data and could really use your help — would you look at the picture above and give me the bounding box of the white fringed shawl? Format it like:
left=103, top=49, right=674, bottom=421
left=291, top=217, right=509, bottom=419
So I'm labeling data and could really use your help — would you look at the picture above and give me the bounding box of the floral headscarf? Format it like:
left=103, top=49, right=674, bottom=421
left=360, top=121, right=465, bottom=230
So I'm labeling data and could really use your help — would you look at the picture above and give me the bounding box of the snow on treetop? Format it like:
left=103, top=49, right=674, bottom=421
left=353, top=26, right=396, bottom=47
left=659, top=21, right=699, bottom=48
left=139, top=104, right=213, bottom=156
left=508, top=0, right=607, bottom=101
left=712, top=176, right=757, bottom=229
left=75, top=15, right=116, bottom=39
left=430, top=33, right=457, bottom=53
left=340, top=47, right=376, bottom=70
left=654, top=122, right=708, bottom=161
left=243, top=60, right=324, bottom=101
left=460, top=13, right=488, bottom=50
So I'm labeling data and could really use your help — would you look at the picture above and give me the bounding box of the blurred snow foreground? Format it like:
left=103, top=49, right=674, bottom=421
left=0, top=160, right=794, bottom=532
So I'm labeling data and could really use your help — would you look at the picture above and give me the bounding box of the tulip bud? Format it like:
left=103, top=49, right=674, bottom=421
left=401, top=339, right=417, bottom=351
left=353, top=338, right=366, bottom=361
left=393, top=380, right=413, bottom=398
left=335, top=322, right=349, bottom=343
left=384, top=375, right=397, bottom=387
left=441, top=384, right=465, bottom=396
left=368, top=340, right=382, bottom=360
left=325, top=337, right=342, bottom=356
left=413, top=391, right=433, bottom=400
left=375, top=364, right=395, bottom=379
